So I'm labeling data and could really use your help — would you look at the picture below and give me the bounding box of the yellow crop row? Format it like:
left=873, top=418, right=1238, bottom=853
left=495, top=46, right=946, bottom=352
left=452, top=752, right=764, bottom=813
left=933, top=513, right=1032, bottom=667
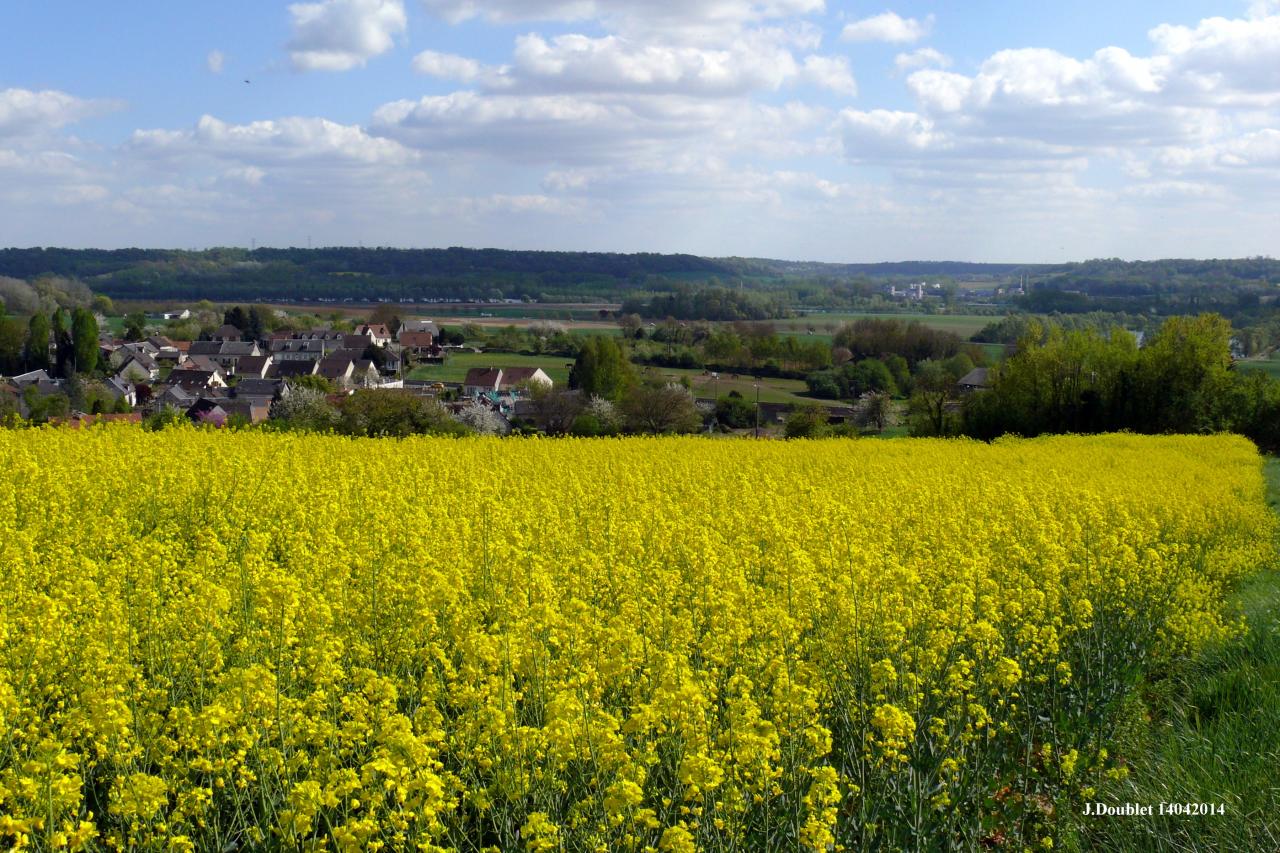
left=0, top=429, right=1273, bottom=850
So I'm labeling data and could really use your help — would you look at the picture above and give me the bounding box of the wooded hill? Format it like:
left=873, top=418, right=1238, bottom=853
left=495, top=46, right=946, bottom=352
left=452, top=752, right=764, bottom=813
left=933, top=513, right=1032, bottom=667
left=0, top=248, right=1277, bottom=319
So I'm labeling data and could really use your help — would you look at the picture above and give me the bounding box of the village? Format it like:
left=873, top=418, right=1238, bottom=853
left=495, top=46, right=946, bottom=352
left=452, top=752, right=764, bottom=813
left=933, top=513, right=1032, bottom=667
left=0, top=315, right=559, bottom=429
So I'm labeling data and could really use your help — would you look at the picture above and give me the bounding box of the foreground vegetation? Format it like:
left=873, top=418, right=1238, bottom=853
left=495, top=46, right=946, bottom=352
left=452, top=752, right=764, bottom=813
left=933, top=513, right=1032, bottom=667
left=1072, top=457, right=1280, bottom=852
left=0, top=430, right=1273, bottom=850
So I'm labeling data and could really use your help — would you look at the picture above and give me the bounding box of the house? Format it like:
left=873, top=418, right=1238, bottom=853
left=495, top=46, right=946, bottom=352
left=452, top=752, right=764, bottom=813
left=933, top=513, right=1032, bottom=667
left=166, top=368, right=228, bottom=391
left=223, top=399, right=270, bottom=424
left=463, top=368, right=503, bottom=397
left=351, top=360, right=380, bottom=388
left=121, top=340, right=160, bottom=357
left=153, top=346, right=184, bottom=364
left=188, top=397, right=268, bottom=425
left=8, top=369, right=52, bottom=387
left=268, top=360, right=319, bottom=380
left=343, top=333, right=374, bottom=352
left=233, top=378, right=282, bottom=407
left=270, top=339, right=332, bottom=361
left=187, top=398, right=230, bottom=426
left=212, top=324, right=242, bottom=342
left=399, top=330, right=436, bottom=354
left=957, top=367, right=991, bottom=392
left=181, top=354, right=223, bottom=373
left=292, top=329, right=347, bottom=342
left=189, top=340, right=262, bottom=373
left=153, top=384, right=199, bottom=412
left=398, top=319, right=439, bottom=341
left=103, top=377, right=137, bottom=407
left=318, top=354, right=355, bottom=385
left=355, top=324, right=393, bottom=346
left=380, top=348, right=402, bottom=374
left=499, top=367, right=553, bottom=392
left=115, top=352, right=160, bottom=383
left=235, top=355, right=272, bottom=379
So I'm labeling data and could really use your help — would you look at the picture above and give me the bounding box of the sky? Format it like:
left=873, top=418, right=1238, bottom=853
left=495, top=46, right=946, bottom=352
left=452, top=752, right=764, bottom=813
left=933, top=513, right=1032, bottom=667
left=1, top=1, right=1278, bottom=262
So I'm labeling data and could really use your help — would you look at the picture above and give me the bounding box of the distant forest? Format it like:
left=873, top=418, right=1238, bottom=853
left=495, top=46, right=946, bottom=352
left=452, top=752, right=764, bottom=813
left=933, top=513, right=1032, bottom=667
left=0, top=248, right=1277, bottom=321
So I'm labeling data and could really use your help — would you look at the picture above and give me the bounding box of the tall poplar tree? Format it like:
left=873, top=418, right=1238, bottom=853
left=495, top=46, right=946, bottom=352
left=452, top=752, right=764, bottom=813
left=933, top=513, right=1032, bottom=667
left=26, top=312, right=50, bottom=371
left=71, top=308, right=98, bottom=375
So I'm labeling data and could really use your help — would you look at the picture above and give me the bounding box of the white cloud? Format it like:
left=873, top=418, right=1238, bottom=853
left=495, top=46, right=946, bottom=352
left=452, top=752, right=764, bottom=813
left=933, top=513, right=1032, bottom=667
left=207, top=50, right=226, bottom=74
left=419, top=0, right=824, bottom=41
left=800, top=55, right=857, bottom=95
left=411, top=27, right=843, bottom=98
left=287, top=0, right=407, bottom=71
left=131, top=115, right=418, bottom=167
left=0, top=88, right=119, bottom=138
left=894, top=47, right=950, bottom=73
left=506, top=32, right=800, bottom=96
left=838, top=109, right=948, bottom=156
left=1148, top=13, right=1280, bottom=102
left=412, top=50, right=491, bottom=82
left=371, top=91, right=681, bottom=162
left=841, top=12, right=933, bottom=44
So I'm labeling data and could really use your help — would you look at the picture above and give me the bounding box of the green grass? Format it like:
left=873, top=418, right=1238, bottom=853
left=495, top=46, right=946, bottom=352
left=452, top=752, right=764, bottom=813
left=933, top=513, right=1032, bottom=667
left=1239, top=354, right=1280, bottom=381
left=408, top=351, right=831, bottom=406
left=634, top=365, right=825, bottom=406
left=406, top=351, right=576, bottom=385
left=1072, top=457, right=1280, bottom=851
left=779, top=311, right=996, bottom=339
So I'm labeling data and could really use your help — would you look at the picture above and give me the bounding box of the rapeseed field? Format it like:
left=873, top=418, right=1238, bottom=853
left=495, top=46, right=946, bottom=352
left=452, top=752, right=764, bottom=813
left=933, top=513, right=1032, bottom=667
left=0, top=429, right=1273, bottom=851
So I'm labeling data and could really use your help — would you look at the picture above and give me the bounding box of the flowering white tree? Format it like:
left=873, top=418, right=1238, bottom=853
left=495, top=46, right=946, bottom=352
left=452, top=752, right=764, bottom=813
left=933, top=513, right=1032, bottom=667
left=585, top=395, right=621, bottom=433
left=454, top=400, right=507, bottom=435
left=269, top=386, right=338, bottom=430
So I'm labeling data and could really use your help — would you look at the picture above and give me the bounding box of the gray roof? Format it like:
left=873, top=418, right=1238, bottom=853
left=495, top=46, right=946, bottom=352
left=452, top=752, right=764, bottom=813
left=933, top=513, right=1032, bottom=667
left=158, top=385, right=198, bottom=405
left=236, top=355, right=271, bottom=377
left=120, top=350, right=159, bottom=371
left=221, top=341, right=259, bottom=356
left=122, top=341, right=159, bottom=356
left=318, top=355, right=355, bottom=380
left=167, top=369, right=220, bottom=388
left=270, top=339, right=327, bottom=354
left=9, top=369, right=51, bottom=385
left=234, top=378, right=281, bottom=399
left=269, top=360, right=318, bottom=378
left=958, top=367, right=991, bottom=388
left=400, top=319, right=439, bottom=336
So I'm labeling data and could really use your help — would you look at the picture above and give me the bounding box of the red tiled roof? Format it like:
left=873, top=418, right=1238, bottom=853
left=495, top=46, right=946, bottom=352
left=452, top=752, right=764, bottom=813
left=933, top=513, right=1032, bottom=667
left=399, top=331, right=434, bottom=348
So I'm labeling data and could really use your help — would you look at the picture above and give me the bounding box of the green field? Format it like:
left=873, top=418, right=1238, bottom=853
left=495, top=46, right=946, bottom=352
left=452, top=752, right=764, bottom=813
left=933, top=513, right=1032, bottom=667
left=780, top=311, right=997, bottom=339
left=408, top=351, right=830, bottom=407
left=406, top=351, right=576, bottom=385
left=1239, top=354, right=1280, bottom=380
left=634, top=365, right=824, bottom=406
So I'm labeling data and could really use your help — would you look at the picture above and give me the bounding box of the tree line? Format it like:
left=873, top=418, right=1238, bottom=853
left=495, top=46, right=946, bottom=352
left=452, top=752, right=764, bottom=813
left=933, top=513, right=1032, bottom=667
left=950, top=315, right=1280, bottom=453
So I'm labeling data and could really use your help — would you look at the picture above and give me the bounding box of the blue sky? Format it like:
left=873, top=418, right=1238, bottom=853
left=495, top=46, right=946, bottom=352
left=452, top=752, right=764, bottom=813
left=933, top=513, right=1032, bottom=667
left=1, top=1, right=1277, bottom=261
